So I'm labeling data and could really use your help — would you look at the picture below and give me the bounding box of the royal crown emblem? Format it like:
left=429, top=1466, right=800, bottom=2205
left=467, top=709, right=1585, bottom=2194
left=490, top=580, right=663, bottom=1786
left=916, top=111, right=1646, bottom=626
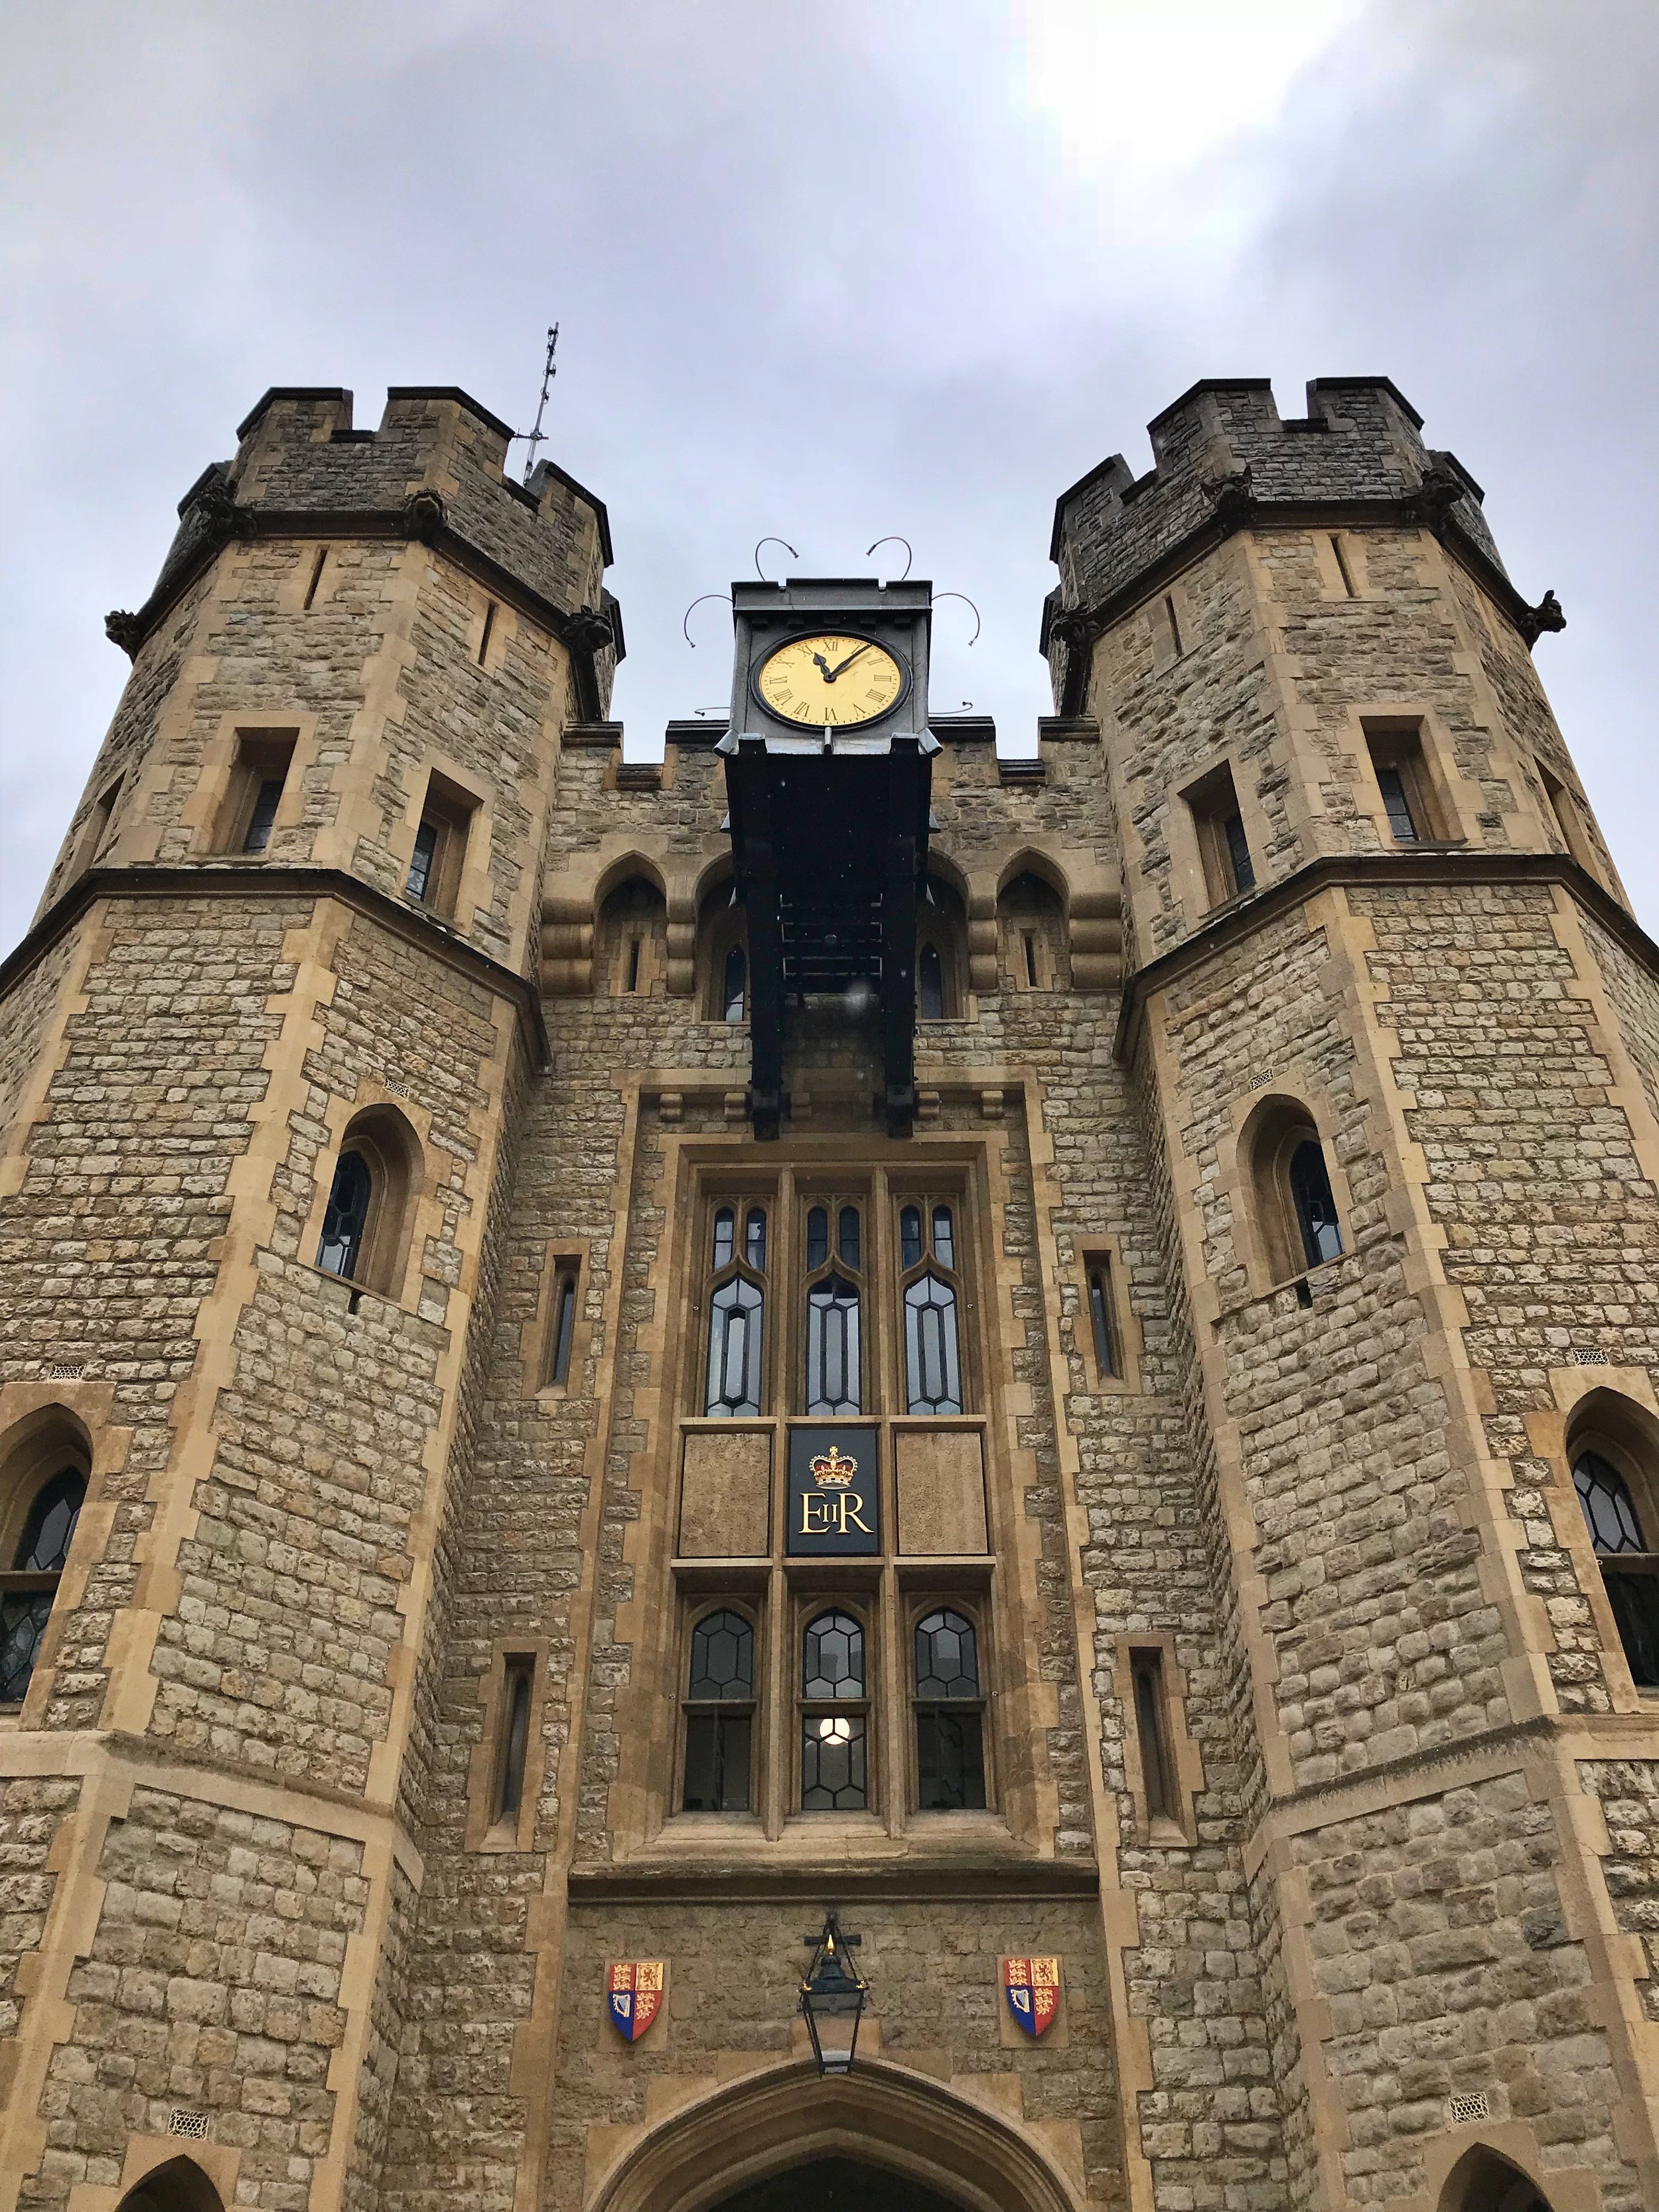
left=809, top=1444, right=859, bottom=1487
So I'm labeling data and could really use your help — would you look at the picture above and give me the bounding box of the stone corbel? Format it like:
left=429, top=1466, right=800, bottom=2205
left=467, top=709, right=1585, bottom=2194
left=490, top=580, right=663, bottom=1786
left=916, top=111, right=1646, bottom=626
left=540, top=894, right=593, bottom=996
left=1068, top=888, right=1123, bottom=992
left=966, top=890, right=999, bottom=995
left=665, top=892, right=697, bottom=997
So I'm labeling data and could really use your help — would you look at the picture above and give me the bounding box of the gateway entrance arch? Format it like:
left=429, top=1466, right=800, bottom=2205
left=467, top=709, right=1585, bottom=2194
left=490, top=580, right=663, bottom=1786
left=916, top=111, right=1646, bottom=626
left=585, top=2059, right=1082, bottom=2212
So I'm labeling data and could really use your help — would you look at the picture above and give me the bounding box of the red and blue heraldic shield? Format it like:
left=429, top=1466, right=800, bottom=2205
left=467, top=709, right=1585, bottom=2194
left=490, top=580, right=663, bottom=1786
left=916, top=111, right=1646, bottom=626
left=607, top=1960, right=664, bottom=2041
left=1003, top=1956, right=1060, bottom=2038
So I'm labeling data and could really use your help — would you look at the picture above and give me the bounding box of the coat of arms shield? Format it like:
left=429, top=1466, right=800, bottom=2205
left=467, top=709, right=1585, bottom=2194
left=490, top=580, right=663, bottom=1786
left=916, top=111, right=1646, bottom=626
left=1002, top=1955, right=1060, bottom=2037
left=607, top=1960, right=664, bottom=2041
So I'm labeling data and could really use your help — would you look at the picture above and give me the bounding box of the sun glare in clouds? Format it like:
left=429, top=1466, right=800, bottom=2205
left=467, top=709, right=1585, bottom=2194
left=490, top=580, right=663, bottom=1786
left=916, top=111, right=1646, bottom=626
left=1009, top=0, right=1366, bottom=206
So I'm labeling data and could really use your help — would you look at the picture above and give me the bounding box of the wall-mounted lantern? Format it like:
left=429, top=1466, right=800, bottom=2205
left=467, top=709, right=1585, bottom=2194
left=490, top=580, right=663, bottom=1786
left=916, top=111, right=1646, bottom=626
left=798, top=1910, right=867, bottom=2075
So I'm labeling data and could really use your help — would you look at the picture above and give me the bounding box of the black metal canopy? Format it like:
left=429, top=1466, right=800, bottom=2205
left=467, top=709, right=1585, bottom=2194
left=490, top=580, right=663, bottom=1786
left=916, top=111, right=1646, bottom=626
left=717, top=578, right=936, bottom=1140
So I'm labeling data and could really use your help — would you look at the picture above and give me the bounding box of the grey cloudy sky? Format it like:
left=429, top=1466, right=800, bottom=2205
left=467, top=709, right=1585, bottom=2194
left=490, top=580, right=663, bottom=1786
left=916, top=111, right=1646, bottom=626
left=3, top=0, right=1654, bottom=954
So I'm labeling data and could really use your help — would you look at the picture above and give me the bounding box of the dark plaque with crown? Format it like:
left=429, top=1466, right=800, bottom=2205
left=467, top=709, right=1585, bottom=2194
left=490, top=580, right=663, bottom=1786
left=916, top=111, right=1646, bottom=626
left=786, top=1428, right=881, bottom=1556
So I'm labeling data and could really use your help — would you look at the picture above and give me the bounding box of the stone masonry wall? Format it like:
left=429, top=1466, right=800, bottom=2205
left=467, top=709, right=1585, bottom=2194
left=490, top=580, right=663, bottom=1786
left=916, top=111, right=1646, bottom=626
left=28, top=1786, right=368, bottom=2212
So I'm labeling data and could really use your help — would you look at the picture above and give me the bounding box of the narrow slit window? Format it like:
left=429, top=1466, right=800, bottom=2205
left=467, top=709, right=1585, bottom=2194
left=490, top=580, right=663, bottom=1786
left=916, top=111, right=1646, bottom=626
left=918, top=940, right=945, bottom=1020
left=1023, top=931, right=1039, bottom=987
left=478, top=601, right=496, bottom=666
left=1088, top=1260, right=1117, bottom=1380
left=242, top=776, right=285, bottom=854
left=900, top=1205, right=922, bottom=1270
left=1131, top=1650, right=1175, bottom=1822
left=1330, top=533, right=1356, bottom=597
left=1365, top=726, right=1443, bottom=846
left=1185, top=762, right=1254, bottom=905
left=1222, top=808, right=1255, bottom=893
left=495, top=1656, right=534, bottom=1821
left=745, top=1207, right=767, bottom=1272
left=683, top=1608, right=755, bottom=1812
left=806, top=1207, right=829, bottom=1271
left=838, top=1205, right=861, bottom=1270
left=626, top=937, right=642, bottom=993
left=545, top=1269, right=578, bottom=1388
left=1375, top=764, right=1418, bottom=842
left=303, top=547, right=328, bottom=609
left=1163, top=593, right=1183, bottom=658
left=404, top=773, right=477, bottom=918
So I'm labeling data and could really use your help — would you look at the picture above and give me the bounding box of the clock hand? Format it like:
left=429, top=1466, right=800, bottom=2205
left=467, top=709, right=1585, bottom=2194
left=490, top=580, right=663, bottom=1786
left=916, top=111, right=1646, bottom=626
left=825, top=644, right=873, bottom=680
left=812, top=651, right=836, bottom=681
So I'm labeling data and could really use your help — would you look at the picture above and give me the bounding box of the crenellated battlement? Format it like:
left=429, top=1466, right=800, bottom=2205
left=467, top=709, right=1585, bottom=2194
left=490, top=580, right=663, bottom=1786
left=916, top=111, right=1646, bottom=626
left=109, top=383, right=619, bottom=677
left=1043, top=375, right=1524, bottom=697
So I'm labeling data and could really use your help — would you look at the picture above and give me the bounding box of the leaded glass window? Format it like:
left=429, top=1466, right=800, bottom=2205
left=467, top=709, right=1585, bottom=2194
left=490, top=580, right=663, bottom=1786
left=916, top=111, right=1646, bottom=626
left=801, top=1609, right=867, bottom=1811
left=1576, top=1449, right=1645, bottom=1552
left=899, top=1197, right=964, bottom=1416
left=803, top=1195, right=863, bottom=1416
left=1574, top=1448, right=1659, bottom=1688
left=913, top=1607, right=985, bottom=1810
left=684, top=1608, right=755, bottom=1812
left=0, top=1467, right=85, bottom=1706
left=705, top=1201, right=766, bottom=1416
left=317, top=1150, right=372, bottom=1280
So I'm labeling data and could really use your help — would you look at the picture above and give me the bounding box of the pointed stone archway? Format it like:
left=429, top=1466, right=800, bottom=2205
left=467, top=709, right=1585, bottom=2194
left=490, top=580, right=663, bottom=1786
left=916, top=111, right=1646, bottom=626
left=585, top=2058, right=1084, bottom=2212
left=113, top=2158, right=225, bottom=2212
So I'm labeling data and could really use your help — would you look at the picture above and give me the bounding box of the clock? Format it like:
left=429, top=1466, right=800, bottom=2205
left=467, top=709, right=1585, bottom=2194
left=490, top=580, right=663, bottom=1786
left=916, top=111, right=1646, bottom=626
left=753, top=631, right=909, bottom=730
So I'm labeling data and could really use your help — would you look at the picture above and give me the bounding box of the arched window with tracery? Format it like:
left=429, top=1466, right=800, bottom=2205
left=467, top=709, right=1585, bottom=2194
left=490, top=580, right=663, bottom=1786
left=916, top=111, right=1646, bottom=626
left=899, top=1197, right=964, bottom=1415
left=913, top=1605, right=985, bottom=1809
left=705, top=1200, right=767, bottom=1416
left=314, top=1105, right=421, bottom=1297
left=1573, top=1430, right=1659, bottom=1687
left=801, top=1607, right=867, bottom=1810
left=804, top=1196, right=863, bottom=1416
left=1, top=1426, right=88, bottom=1707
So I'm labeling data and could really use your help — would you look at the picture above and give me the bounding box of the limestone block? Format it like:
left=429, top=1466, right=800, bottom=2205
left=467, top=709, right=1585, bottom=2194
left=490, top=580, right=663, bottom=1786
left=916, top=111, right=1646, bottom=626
left=895, top=1428, right=987, bottom=1555
left=678, top=1429, right=772, bottom=1557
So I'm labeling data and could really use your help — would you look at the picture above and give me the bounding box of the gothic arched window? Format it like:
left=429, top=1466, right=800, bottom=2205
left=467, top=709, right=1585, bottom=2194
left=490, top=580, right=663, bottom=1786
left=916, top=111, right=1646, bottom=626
left=317, top=1150, right=372, bottom=1279
left=899, top=1199, right=964, bottom=1414
left=913, top=1607, right=985, bottom=1810
left=1, top=1463, right=86, bottom=1705
left=1571, top=1430, right=1659, bottom=1689
left=704, top=1202, right=766, bottom=1416
left=683, top=1607, right=755, bottom=1811
left=801, top=1609, right=867, bottom=1810
left=804, top=1197, right=863, bottom=1415
left=314, top=1106, right=421, bottom=1297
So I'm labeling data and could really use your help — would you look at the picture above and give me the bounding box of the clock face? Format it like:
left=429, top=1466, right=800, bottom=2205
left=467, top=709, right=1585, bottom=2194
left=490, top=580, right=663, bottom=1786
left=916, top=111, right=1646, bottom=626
left=754, top=632, right=908, bottom=729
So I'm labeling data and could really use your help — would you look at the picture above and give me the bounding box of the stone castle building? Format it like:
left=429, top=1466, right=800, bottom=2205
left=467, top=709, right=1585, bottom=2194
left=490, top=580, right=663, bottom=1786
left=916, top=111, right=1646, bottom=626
left=2, top=372, right=1657, bottom=2212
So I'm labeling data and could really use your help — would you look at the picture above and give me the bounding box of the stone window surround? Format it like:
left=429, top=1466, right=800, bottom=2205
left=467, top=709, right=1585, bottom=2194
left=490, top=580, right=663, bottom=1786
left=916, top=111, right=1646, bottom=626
left=522, top=1234, right=593, bottom=1400
left=0, top=1384, right=118, bottom=1733
left=1222, top=1073, right=1359, bottom=1304
left=297, top=1084, right=431, bottom=1311
left=1072, top=1230, right=1143, bottom=1395
left=1109, top=1631, right=1203, bottom=1846
left=465, top=1633, right=551, bottom=1853
left=1540, top=1376, right=1659, bottom=1708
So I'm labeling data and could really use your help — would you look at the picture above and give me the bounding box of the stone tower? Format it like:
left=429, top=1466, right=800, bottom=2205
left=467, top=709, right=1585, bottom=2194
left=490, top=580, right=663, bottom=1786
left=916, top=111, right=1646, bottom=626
left=1, top=374, right=1655, bottom=2212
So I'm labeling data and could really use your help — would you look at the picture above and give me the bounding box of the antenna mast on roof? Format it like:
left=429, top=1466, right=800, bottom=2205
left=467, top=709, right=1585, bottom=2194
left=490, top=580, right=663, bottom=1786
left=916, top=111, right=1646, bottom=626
left=514, top=323, right=559, bottom=484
